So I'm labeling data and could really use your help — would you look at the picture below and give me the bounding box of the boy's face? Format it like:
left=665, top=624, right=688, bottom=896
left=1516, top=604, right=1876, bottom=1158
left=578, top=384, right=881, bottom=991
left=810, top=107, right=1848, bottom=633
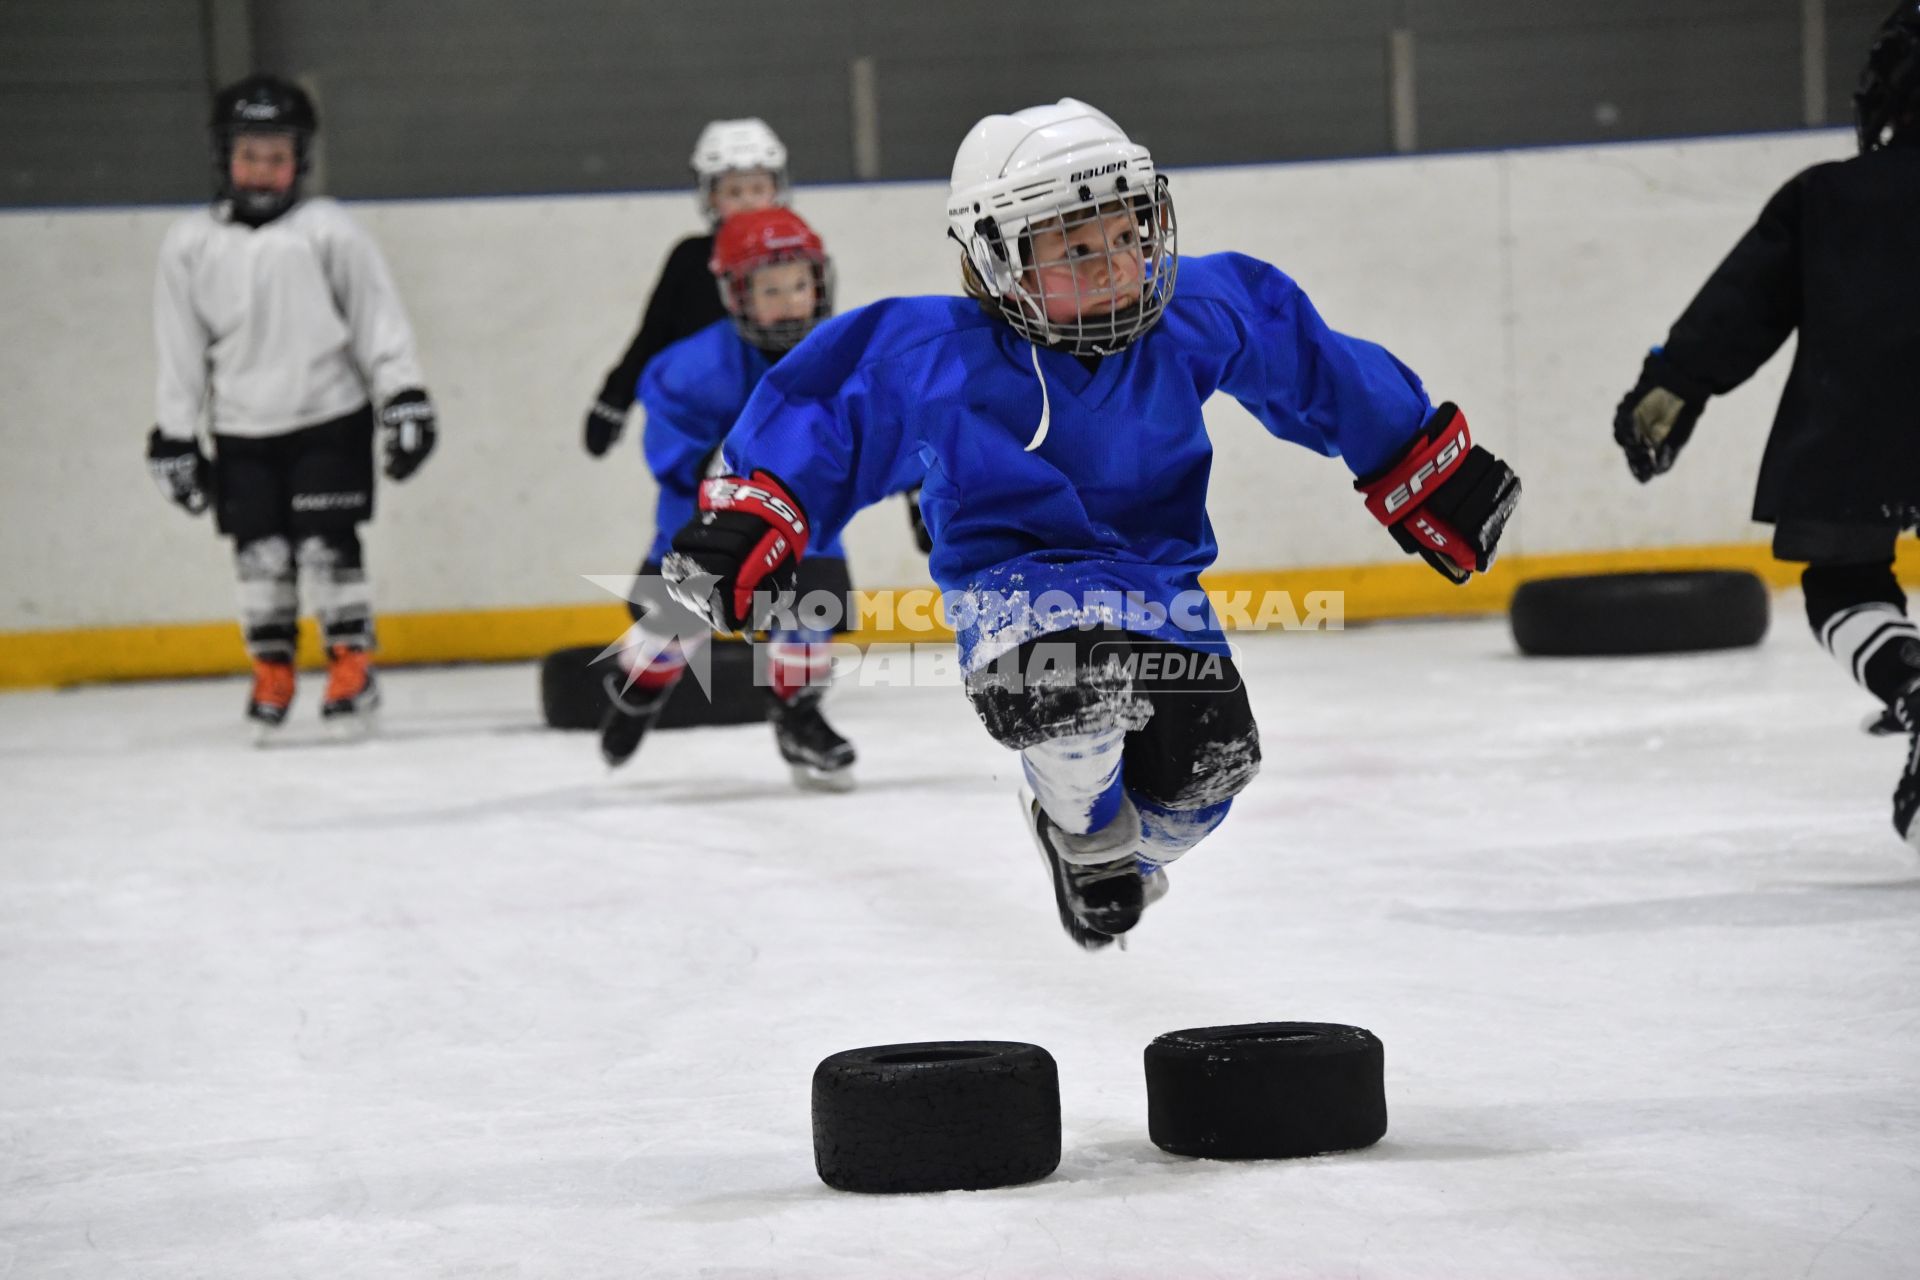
left=229, top=132, right=297, bottom=194
left=743, top=260, right=818, bottom=327
left=709, top=170, right=780, bottom=221
left=1021, top=208, right=1145, bottom=324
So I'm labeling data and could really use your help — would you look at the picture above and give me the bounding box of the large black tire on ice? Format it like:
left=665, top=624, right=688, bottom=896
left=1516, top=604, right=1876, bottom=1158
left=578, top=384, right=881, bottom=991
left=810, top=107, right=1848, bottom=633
left=1144, top=1022, right=1387, bottom=1160
left=812, top=1041, right=1061, bottom=1193
left=1509, top=570, right=1770, bottom=657
left=537, top=640, right=763, bottom=731
left=538, top=646, right=608, bottom=730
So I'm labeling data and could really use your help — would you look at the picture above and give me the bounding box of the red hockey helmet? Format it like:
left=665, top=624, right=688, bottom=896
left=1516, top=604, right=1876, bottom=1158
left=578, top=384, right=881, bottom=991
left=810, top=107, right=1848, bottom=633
left=709, top=208, right=835, bottom=354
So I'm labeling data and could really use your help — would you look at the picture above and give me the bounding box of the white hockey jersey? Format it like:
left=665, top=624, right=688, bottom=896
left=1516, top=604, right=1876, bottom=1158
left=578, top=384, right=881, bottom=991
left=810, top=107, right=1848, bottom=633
left=153, top=197, right=425, bottom=441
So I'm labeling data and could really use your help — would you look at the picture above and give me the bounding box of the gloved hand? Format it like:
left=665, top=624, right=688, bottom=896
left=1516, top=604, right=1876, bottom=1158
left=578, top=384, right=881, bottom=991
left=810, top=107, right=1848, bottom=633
left=381, top=388, right=438, bottom=481
left=145, top=427, right=212, bottom=515
left=584, top=399, right=627, bottom=457
left=1614, top=350, right=1710, bottom=483
left=663, top=470, right=810, bottom=633
left=1356, top=403, right=1521, bottom=585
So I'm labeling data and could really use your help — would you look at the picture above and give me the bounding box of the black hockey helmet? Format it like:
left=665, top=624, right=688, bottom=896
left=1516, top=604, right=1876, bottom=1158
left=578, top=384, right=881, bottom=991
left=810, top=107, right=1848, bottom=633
left=1855, top=2, right=1920, bottom=151
left=209, top=74, right=317, bottom=223
left=211, top=74, right=317, bottom=163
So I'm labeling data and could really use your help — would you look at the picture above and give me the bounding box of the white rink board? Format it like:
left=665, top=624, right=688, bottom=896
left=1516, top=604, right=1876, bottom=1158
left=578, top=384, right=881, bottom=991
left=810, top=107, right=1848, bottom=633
left=1, top=620, right=1917, bottom=1275
left=0, top=130, right=1854, bottom=633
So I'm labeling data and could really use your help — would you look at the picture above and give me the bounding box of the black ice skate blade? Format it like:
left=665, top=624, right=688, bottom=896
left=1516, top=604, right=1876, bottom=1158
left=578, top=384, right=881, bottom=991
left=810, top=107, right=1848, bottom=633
left=599, top=739, right=639, bottom=770
left=1865, top=707, right=1904, bottom=736
left=599, top=711, right=660, bottom=769
left=1053, top=860, right=1144, bottom=947
left=1058, top=899, right=1120, bottom=952
left=1896, top=789, right=1920, bottom=853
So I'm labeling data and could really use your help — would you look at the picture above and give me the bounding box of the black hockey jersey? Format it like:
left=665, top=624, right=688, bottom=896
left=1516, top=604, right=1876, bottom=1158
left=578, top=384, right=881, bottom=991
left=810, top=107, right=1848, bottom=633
left=593, top=234, right=727, bottom=408
left=1661, top=146, right=1920, bottom=527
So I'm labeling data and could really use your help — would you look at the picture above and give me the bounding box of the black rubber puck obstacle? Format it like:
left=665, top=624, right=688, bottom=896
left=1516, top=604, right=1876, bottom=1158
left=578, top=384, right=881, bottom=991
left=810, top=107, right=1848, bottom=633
left=537, top=640, right=763, bottom=731
left=812, top=1041, right=1061, bottom=1193
left=1509, top=569, right=1769, bottom=657
left=1145, top=1022, right=1387, bottom=1159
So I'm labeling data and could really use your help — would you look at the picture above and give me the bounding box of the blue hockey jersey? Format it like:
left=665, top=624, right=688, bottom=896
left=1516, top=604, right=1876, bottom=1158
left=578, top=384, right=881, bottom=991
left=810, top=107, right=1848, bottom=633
left=636, top=319, right=849, bottom=565
left=720, top=252, right=1435, bottom=670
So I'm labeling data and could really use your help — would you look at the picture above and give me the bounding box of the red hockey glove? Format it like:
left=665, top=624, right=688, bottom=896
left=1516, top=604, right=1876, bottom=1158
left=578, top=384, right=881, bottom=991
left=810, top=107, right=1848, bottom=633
left=663, top=470, right=810, bottom=633
left=1356, top=403, right=1520, bottom=584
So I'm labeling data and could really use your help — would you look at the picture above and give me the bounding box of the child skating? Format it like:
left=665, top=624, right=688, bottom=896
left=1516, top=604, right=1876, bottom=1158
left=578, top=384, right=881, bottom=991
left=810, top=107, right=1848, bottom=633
left=664, top=99, right=1520, bottom=946
left=146, top=74, right=437, bottom=740
left=1613, top=3, right=1920, bottom=846
left=605, top=207, right=895, bottom=791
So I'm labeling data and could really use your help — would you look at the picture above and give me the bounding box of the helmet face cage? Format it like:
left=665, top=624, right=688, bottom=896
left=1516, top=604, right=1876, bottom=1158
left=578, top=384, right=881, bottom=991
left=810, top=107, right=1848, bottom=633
left=1856, top=2, right=1920, bottom=150
left=720, top=252, right=835, bottom=354
left=972, top=174, right=1178, bottom=356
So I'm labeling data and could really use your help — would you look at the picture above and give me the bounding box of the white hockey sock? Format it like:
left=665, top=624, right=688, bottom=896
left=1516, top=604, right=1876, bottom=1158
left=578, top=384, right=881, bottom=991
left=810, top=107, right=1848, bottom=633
left=1819, top=600, right=1920, bottom=703
left=297, top=534, right=373, bottom=650
left=1021, top=727, right=1126, bottom=837
left=769, top=629, right=835, bottom=703
left=234, top=536, right=297, bottom=661
left=618, top=629, right=705, bottom=680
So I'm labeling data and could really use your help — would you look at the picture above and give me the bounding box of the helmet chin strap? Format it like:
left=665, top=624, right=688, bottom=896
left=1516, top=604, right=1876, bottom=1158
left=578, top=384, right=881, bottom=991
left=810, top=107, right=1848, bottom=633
left=1024, top=343, right=1052, bottom=452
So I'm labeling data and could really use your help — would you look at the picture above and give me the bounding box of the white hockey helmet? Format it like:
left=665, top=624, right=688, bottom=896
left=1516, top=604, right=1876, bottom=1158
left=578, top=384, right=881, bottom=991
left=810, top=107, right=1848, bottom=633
left=946, top=98, right=1178, bottom=355
left=690, top=117, right=790, bottom=221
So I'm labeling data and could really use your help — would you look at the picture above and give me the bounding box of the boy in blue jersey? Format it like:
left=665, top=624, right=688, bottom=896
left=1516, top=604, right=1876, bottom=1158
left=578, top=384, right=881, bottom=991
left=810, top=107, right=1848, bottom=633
left=665, top=100, right=1521, bottom=948
left=603, top=207, right=864, bottom=791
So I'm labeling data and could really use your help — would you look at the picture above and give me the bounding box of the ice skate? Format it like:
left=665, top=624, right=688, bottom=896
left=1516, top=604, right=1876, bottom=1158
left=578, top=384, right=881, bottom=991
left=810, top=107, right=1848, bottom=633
left=599, top=674, right=672, bottom=769
left=319, top=645, right=380, bottom=737
left=1896, top=734, right=1920, bottom=851
left=1019, top=788, right=1152, bottom=950
left=1893, top=686, right=1920, bottom=850
left=245, top=658, right=296, bottom=744
left=769, top=687, right=856, bottom=792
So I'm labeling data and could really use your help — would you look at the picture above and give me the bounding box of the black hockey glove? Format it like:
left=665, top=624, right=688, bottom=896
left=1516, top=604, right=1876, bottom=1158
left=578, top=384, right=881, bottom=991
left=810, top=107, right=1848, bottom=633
left=1614, top=350, right=1710, bottom=483
left=905, top=486, right=934, bottom=554
left=662, top=470, right=810, bottom=634
left=381, top=388, right=437, bottom=481
left=584, top=398, right=627, bottom=457
left=1356, top=403, right=1520, bottom=585
left=145, top=427, right=212, bottom=515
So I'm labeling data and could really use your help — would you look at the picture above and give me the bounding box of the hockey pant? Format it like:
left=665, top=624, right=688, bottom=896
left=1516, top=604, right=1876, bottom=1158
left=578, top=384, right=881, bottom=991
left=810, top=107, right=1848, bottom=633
left=216, top=409, right=377, bottom=661
left=965, top=630, right=1262, bottom=868
left=1781, top=521, right=1920, bottom=714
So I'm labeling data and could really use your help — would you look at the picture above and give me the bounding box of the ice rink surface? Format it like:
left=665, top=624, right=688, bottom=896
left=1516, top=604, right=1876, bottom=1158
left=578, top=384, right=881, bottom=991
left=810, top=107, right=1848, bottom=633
left=3, top=613, right=1919, bottom=1279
